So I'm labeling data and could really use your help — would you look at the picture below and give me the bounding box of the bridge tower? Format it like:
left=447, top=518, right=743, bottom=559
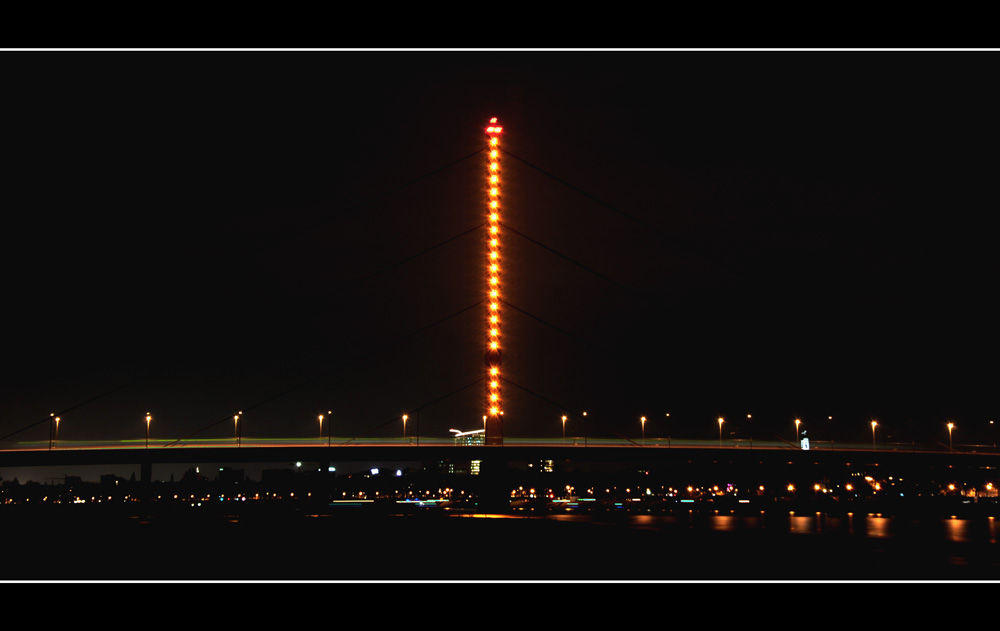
left=485, top=118, right=504, bottom=446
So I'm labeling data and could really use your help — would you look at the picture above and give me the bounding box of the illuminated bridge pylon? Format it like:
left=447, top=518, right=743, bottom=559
left=485, top=118, right=503, bottom=446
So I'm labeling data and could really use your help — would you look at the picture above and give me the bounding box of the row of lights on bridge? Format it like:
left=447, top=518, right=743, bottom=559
left=44, top=411, right=978, bottom=450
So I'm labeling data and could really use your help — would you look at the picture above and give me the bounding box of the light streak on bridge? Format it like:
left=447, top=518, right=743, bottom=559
left=0, top=437, right=987, bottom=453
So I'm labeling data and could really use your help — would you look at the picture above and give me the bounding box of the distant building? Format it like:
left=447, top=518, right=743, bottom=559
left=450, top=429, right=485, bottom=446
left=100, top=474, right=128, bottom=486
left=438, top=459, right=481, bottom=475
left=217, top=467, right=245, bottom=485
left=439, top=428, right=485, bottom=474
left=180, top=467, right=208, bottom=483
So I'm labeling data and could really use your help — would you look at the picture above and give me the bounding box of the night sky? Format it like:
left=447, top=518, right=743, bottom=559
left=2, top=50, right=998, bottom=455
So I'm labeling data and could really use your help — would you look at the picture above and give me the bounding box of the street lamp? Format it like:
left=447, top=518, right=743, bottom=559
left=718, top=417, right=724, bottom=446
left=947, top=422, right=955, bottom=451
left=145, top=413, right=152, bottom=450
left=234, top=411, right=242, bottom=448
left=665, top=413, right=670, bottom=448
left=562, top=415, right=567, bottom=441
left=49, top=413, right=60, bottom=451
left=641, top=416, right=646, bottom=444
left=871, top=420, right=877, bottom=451
left=402, top=414, right=408, bottom=441
left=795, top=418, right=801, bottom=445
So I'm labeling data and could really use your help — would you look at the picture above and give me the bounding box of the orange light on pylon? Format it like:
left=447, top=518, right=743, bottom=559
left=485, top=118, right=504, bottom=431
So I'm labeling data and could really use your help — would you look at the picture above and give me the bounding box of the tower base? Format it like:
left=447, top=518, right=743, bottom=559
left=485, top=415, right=503, bottom=446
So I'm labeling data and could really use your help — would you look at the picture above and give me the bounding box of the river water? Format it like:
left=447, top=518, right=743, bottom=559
left=4, top=502, right=998, bottom=581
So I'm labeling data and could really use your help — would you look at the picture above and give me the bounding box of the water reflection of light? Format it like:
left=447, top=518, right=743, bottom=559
left=629, top=514, right=660, bottom=530
left=943, top=517, right=971, bottom=543
left=866, top=514, right=891, bottom=538
left=711, top=515, right=738, bottom=531
left=789, top=514, right=817, bottom=534
left=710, top=514, right=763, bottom=532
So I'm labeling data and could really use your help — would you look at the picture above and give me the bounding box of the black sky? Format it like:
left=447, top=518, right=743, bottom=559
left=1, top=50, right=998, bottom=449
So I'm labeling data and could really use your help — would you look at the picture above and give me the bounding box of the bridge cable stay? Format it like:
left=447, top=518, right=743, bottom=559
left=193, top=208, right=643, bottom=444
left=0, top=367, right=164, bottom=443
left=6, top=145, right=683, bottom=446
left=337, top=376, right=486, bottom=445
left=503, top=149, right=696, bottom=253
left=274, top=144, right=681, bottom=441
left=501, top=377, right=640, bottom=446
left=488, top=152, right=708, bottom=433
left=320, top=221, right=485, bottom=304
left=163, top=300, right=485, bottom=446
left=500, top=299, right=633, bottom=366
left=273, top=149, right=485, bottom=246
left=162, top=213, right=639, bottom=444
left=500, top=222, right=647, bottom=300
left=0, top=150, right=484, bottom=446
left=499, top=300, right=592, bottom=348
left=216, top=152, right=677, bottom=442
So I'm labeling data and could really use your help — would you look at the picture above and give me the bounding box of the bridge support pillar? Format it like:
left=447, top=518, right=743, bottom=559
left=485, top=416, right=503, bottom=446
left=477, top=455, right=512, bottom=513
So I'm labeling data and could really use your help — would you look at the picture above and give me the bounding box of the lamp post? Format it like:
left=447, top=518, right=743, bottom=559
left=49, top=413, right=60, bottom=451
left=641, top=416, right=646, bottom=444
left=562, top=415, right=567, bottom=442
left=871, top=420, right=877, bottom=451
left=402, top=414, right=408, bottom=442
left=145, top=413, right=151, bottom=450
left=234, top=412, right=241, bottom=448
left=718, top=417, right=724, bottom=447
left=795, top=418, right=801, bottom=446
left=947, top=422, right=955, bottom=451
left=665, top=413, right=670, bottom=448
